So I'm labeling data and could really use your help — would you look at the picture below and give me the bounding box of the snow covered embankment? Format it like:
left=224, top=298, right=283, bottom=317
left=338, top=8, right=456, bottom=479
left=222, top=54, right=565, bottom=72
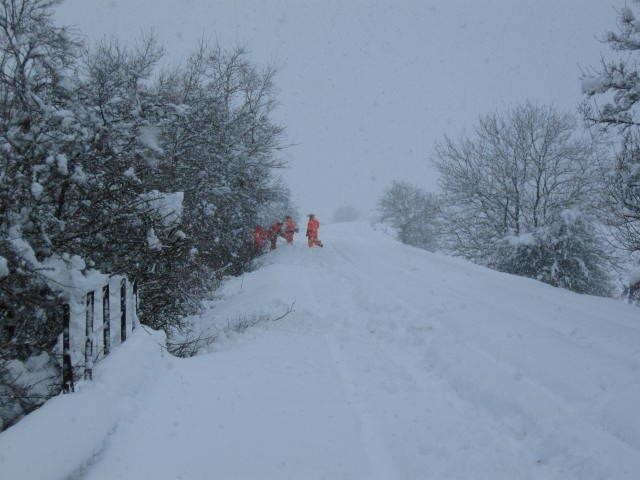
left=0, top=328, right=169, bottom=479
left=1, top=221, right=640, bottom=480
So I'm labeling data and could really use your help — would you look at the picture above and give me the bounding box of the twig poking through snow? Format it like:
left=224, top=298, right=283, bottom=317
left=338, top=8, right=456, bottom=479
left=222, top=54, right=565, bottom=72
left=166, top=302, right=296, bottom=358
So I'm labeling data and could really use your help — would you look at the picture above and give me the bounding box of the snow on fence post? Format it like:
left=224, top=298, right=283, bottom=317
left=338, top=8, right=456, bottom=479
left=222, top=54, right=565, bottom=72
left=102, top=283, right=110, bottom=356
left=61, top=277, right=140, bottom=390
left=120, top=278, right=127, bottom=343
left=84, top=291, right=95, bottom=381
left=132, top=280, right=138, bottom=329
left=61, top=304, right=74, bottom=393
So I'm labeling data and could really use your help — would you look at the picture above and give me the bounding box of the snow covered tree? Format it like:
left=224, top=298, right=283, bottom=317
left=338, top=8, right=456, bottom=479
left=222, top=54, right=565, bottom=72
left=0, top=0, right=80, bottom=336
left=377, top=181, right=441, bottom=251
left=0, top=0, right=82, bottom=429
left=598, top=133, right=640, bottom=256
left=255, top=177, right=298, bottom=228
left=434, top=103, right=610, bottom=293
left=581, top=3, right=640, bottom=293
left=148, top=43, right=286, bottom=325
left=582, top=1, right=640, bottom=130
left=0, top=1, right=290, bottom=429
left=76, top=37, right=193, bottom=330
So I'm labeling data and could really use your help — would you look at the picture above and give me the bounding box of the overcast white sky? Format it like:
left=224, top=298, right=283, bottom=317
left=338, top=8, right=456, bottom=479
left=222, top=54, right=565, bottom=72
left=56, top=0, right=620, bottom=221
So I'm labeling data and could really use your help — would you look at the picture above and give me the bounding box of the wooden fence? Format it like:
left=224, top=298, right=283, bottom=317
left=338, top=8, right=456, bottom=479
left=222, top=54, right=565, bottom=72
left=61, top=278, right=138, bottom=393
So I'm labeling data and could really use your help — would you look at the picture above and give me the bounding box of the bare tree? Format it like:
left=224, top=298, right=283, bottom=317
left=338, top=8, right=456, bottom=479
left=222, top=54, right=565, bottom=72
left=433, top=103, right=600, bottom=261
left=433, top=103, right=611, bottom=294
left=377, top=181, right=441, bottom=251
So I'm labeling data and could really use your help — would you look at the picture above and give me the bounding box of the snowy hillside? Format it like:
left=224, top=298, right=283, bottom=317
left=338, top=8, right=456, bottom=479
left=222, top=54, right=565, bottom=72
left=1, top=222, right=639, bottom=480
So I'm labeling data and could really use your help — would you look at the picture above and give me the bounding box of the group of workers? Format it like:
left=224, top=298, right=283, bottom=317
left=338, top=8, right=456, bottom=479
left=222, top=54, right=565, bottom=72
left=253, top=214, right=323, bottom=252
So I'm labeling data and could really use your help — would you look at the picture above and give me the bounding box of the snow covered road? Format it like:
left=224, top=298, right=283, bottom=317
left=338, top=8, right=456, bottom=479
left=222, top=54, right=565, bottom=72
left=2, top=222, right=640, bottom=479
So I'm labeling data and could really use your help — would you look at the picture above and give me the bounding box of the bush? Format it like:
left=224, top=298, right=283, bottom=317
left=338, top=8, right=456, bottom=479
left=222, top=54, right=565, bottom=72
left=491, top=211, right=612, bottom=296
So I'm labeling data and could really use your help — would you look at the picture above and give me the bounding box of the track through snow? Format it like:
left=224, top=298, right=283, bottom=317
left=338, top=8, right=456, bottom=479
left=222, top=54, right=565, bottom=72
left=2, top=222, right=640, bottom=480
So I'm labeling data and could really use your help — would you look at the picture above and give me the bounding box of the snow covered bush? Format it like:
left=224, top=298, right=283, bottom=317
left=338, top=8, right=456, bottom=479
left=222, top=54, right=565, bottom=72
left=491, top=211, right=612, bottom=296
left=377, top=181, right=441, bottom=251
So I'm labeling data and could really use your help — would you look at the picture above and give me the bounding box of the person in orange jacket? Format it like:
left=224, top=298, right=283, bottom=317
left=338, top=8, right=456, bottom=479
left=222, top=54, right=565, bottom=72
left=252, top=225, right=266, bottom=252
left=283, top=215, right=297, bottom=244
left=268, top=221, right=283, bottom=250
left=306, top=214, right=323, bottom=248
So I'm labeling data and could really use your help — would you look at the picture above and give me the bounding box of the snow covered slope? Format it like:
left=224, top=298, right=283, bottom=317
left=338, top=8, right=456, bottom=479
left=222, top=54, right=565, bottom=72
left=2, top=222, right=639, bottom=479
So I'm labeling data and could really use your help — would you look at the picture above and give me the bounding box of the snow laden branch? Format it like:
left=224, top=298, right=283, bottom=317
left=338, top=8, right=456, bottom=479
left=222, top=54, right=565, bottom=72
left=581, top=2, right=640, bottom=292
left=581, top=3, right=640, bottom=130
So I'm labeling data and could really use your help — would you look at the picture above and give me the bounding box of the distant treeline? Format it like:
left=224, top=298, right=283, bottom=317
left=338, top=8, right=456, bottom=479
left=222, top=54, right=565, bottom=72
left=376, top=4, right=640, bottom=301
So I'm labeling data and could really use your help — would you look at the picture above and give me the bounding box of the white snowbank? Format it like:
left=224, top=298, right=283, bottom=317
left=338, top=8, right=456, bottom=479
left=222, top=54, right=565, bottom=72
left=0, top=328, right=168, bottom=480
left=2, top=222, right=640, bottom=479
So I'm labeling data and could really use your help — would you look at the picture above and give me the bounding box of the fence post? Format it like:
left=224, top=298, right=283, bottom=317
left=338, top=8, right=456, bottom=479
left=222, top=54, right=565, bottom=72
left=120, top=278, right=127, bottom=342
left=102, top=283, right=110, bottom=356
left=132, top=280, right=139, bottom=329
left=62, top=304, right=74, bottom=393
left=84, top=291, right=95, bottom=380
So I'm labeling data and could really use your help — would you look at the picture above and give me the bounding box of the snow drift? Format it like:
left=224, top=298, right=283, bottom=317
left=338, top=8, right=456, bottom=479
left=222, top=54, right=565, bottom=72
left=1, top=222, right=639, bottom=479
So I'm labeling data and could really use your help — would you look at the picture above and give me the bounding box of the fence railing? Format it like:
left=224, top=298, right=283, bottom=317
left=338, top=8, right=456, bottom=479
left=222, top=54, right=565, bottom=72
left=61, top=278, right=139, bottom=393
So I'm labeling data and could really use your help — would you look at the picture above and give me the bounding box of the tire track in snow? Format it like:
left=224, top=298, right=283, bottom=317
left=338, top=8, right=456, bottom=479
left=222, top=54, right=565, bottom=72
left=327, top=239, right=640, bottom=469
left=310, top=246, right=533, bottom=477
left=298, top=263, right=399, bottom=480
left=323, top=334, right=399, bottom=480
left=341, top=243, right=640, bottom=453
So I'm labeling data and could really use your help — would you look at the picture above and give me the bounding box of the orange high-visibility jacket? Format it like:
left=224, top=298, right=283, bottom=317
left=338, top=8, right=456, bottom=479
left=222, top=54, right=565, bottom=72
left=285, top=218, right=296, bottom=232
left=253, top=226, right=266, bottom=246
left=269, top=223, right=282, bottom=238
left=307, top=217, right=319, bottom=235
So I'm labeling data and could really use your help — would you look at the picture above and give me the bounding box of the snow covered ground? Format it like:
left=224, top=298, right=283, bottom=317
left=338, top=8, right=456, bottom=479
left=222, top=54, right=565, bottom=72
left=2, top=222, right=640, bottom=479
